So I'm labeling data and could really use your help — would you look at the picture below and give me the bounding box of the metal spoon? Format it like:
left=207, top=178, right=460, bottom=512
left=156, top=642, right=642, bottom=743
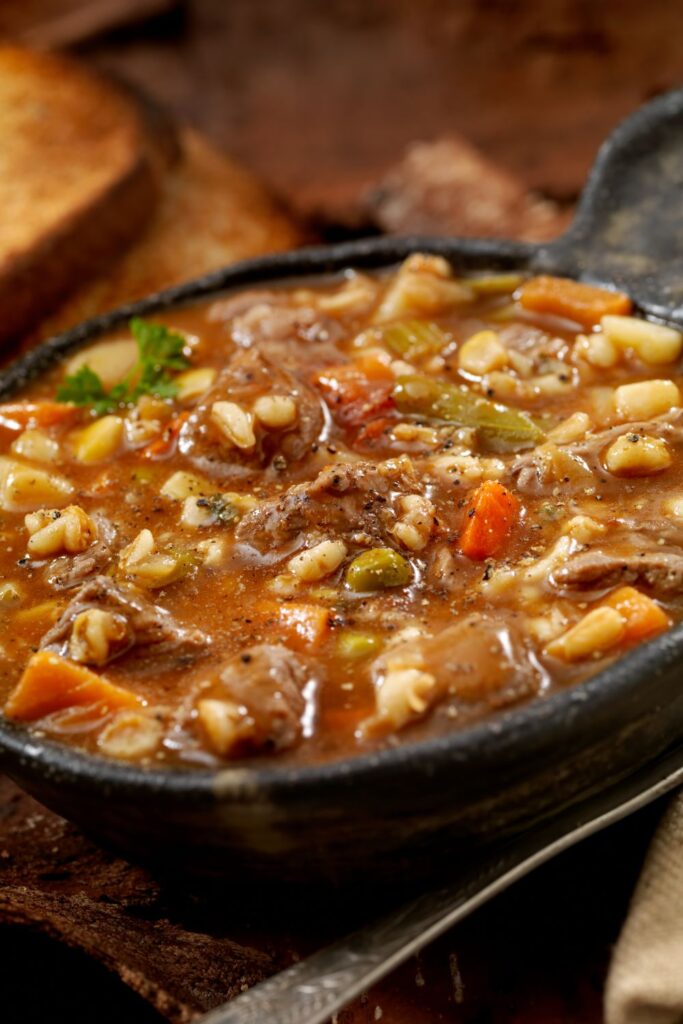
left=199, top=744, right=683, bottom=1024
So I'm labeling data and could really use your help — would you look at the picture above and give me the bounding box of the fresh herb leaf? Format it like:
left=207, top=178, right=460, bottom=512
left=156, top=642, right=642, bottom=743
left=56, top=366, right=118, bottom=415
left=205, top=494, right=240, bottom=526
left=129, top=319, right=190, bottom=401
left=142, top=375, right=181, bottom=401
left=130, top=318, right=189, bottom=375
left=56, top=319, right=190, bottom=414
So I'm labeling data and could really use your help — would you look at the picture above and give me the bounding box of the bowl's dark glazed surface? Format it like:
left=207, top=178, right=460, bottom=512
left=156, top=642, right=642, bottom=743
left=2, top=89, right=683, bottom=883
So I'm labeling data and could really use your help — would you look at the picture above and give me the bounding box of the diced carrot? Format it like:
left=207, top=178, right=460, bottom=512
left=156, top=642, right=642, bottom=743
left=278, top=602, right=331, bottom=652
left=351, top=352, right=394, bottom=382
left=312, top=364, right=365, bottom=400
left=5, top=650, right=141, bottom=722
left=459, top=480, right=520, bottom=561
left=142, top=411, right=189, bottom=459
left=0, top=401, right=80, bottom=430
left=250, top=598, right=332, bottom=653
left=602, top=586, right=671, bottom=644
left=353, top=387, right=395, bottom=428
left=518, top=275, right=632, bottom=328
left=313, top=354, right=393, bottom=386
left=355, top=415, right=395, bottom=447
left=313, top=364, right=395, bottom=428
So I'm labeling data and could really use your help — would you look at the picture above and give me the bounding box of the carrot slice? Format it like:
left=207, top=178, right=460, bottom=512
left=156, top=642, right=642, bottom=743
left=0, top=401, right=80, bottom=430
left=355, top=416, right=395, bottom=446
left=251, top=598, right=331, bottom=653
left=518, top=275, right=632, bottom=328
left=602, top=586, right=671, bottom=644
left=313, top=364, right=395, bottom=428
left=5, top=651, right=140, bottom=722
left=459, top=480, right=520, bottom=561
left=350, top=352, right=394, bottom=382
left=142, top=411, right=189, bottom=459
left=278, top=602, right=331, bottom=652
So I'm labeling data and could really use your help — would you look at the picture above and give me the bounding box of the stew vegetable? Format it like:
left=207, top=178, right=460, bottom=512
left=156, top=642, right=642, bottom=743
left=1, top=254, right=682, bottom=767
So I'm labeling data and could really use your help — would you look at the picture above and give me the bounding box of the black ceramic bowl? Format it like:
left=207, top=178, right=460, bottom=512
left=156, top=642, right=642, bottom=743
left=1, top=90, right=683, bottom=884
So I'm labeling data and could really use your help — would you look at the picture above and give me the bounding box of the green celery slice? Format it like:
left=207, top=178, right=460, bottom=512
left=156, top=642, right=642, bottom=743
left=393, top=374, right=545, bottom=452
left=380, top=321, right=450, bottom=360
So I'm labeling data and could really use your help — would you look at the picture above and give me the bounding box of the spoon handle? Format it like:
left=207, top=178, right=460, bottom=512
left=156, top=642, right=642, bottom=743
left=198, top=746, right=683, bottom=1024
left=533, top=87, right=683, bottom=324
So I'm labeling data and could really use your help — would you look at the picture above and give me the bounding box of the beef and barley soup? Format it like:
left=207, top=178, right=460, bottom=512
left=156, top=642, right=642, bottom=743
left=1, top=254, right=682, bottom=768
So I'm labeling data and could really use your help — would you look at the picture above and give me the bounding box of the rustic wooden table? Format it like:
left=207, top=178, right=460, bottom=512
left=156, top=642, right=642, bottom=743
left=0, top=789, right=665, bottom=1023
left=2, top=2, right=683, bottom=1020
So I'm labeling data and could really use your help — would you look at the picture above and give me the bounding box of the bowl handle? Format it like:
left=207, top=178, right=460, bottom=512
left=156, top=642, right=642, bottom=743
left=532, top=88, right=683, bottom=325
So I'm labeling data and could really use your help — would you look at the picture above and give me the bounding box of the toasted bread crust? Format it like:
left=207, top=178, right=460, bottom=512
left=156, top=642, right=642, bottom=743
left=0, top=46, right=168, bottom=342
left=31, top=128, right=302, bottom=341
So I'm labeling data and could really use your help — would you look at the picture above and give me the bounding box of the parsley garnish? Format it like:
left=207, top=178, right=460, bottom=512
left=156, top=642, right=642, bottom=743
left=57, top=318, right=190, bottom=414
left=58, top=365, right=115, bottom=416
left=197, top=494, right=240, bottom=526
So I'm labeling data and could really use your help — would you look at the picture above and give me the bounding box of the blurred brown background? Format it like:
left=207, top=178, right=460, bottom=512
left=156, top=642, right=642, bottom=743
left=3, top=0, right=683, bottom=224
left=0, top=2, right=682, bottom=1022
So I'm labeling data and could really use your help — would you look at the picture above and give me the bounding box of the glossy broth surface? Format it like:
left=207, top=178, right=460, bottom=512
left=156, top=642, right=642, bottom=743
left=1, top=255, right=682, bottom=768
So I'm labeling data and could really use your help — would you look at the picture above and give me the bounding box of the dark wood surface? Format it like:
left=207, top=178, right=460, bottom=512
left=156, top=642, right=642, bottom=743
left=2, top=2, right=682, bottom=1020
left=0, top=771, right=665, bottom=1024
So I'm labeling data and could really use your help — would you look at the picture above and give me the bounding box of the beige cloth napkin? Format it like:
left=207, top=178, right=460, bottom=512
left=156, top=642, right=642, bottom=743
left=605, top=792, right=683, bottom=1023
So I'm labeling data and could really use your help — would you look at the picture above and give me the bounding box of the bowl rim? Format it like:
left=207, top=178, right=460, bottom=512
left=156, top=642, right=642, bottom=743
left=1, top=233, right=679, bottom=806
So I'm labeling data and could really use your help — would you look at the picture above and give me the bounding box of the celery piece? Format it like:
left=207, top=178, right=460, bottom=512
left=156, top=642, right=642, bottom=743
left=467, top=272, right=525, bottom=295
left=393, top=374, right=544, bottom=452
left=381, top=321, right=450, bottom=361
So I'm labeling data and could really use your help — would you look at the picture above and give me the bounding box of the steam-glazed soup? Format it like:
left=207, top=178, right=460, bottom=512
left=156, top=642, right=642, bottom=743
left=1, top=255, right=682, bottom=767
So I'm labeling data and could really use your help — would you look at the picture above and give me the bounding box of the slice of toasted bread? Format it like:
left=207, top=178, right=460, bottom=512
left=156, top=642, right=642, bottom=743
left=31, top=127, right=303, bottom=341
left=0, top=45, right=169, bottom=344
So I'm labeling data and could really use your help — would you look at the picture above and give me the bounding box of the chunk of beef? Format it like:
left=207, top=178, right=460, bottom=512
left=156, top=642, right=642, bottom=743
left=208, top=291, right=345, bottom=358
left=207, top=290, right=282, bottom=323
left=427, top=544, right=462, bottom=594
left=199, top=643, right=312, bottom=755
left=235, top=456, right=420, bottom=556
left=421, top=615, right=542, bottom=706
left=41, top=576, right=208, bottom=669
left=511, top=442, right=593, bottom=496
left=361, top=614, right=542, bottom=736
left=552, top=547, right=683, bottom=595
left=45, top=515, right=116, bottom=590
left=512, top=411, right=683, bottom=495
left=570, top=412, right=683, bottom=458
left=180, top=347, right=325, bottom=482
left=498, top=324, right=563, bottom=358
left=618, top=517, right=683, bottom=547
